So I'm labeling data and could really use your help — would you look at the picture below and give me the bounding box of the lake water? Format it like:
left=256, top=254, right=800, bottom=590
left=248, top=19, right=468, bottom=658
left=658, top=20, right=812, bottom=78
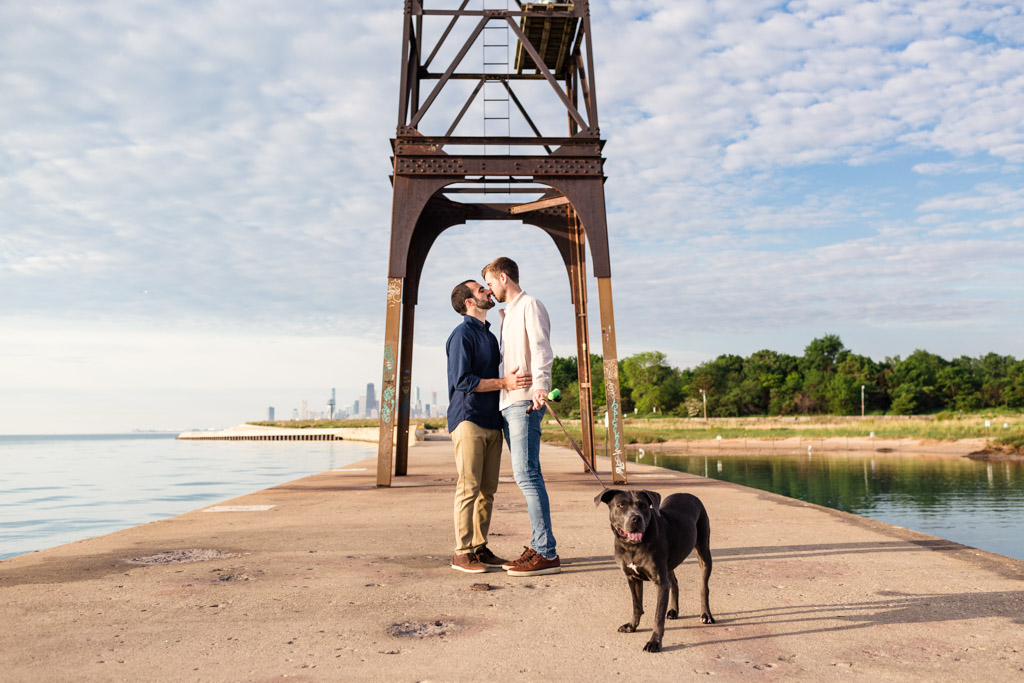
left=628, top=451, right=1024, bottom=562
left=0, top=434, right=376, bottom=561
left=5, top=435, right=1022, bottom=565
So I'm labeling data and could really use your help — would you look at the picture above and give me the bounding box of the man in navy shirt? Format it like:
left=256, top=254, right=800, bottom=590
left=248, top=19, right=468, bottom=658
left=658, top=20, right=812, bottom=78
left=447, top=279, right=531, bottom=573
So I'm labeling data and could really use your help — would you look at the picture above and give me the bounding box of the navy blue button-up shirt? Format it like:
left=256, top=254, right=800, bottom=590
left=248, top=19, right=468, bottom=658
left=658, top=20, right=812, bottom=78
left=446, top=315, right=501, bottom=432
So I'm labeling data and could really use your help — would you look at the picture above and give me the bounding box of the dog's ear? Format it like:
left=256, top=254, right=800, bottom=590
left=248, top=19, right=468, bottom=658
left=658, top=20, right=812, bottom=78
left=595, top=488, right=622, bottom=507
left=640, top=490, right=662, bottom=517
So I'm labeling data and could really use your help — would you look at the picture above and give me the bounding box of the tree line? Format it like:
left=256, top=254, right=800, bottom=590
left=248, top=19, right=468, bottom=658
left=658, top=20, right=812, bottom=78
left=550, top=334, right=1024, bottom=418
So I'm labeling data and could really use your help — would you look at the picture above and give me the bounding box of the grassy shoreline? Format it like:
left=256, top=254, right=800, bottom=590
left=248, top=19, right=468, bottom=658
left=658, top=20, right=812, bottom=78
left=248, top=413, right=1024, bottom=453
left=545, top=414, right=1022, bottom=445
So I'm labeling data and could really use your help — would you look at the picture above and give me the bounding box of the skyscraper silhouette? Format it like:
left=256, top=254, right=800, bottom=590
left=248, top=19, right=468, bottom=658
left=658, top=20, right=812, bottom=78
left=365, top=383, right=377, bottom=417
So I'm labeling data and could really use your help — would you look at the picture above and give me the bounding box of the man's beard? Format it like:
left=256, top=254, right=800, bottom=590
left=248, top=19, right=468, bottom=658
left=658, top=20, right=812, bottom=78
left=475, top=295, right=495, bottom=310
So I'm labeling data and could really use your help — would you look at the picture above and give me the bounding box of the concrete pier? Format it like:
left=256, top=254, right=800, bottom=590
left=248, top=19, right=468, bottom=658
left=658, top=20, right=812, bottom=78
left=1, top=438, right=1022, bottom=681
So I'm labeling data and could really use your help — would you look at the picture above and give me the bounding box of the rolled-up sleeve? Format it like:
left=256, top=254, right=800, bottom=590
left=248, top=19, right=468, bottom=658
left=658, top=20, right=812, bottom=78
left=447, top=331, right=482, bottom=394
left=446, top=317, right=502, bottom=431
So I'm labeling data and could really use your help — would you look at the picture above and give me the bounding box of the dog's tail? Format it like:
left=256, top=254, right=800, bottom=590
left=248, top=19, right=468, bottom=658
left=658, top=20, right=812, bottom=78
left=695, top=501, right=713, bottom=622
left=695, top=500, right=711, bottom=563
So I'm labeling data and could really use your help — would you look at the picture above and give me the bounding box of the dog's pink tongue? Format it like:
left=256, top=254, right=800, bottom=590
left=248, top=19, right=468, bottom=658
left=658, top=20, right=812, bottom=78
left=627, top=531, right=643, bottom=542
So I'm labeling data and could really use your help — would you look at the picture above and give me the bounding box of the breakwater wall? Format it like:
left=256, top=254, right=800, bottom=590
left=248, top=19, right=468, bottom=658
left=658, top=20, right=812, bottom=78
left=177, top=424, right=423, bottom=446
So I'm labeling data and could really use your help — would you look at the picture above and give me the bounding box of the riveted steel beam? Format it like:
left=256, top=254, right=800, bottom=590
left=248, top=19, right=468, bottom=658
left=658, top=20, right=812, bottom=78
left=395, top=156, right=604, bottom=177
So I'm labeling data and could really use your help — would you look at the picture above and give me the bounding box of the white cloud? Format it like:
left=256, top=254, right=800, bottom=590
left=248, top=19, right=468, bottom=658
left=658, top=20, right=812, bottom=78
left=596, top=0, right=1024, bottom=176
left=1, top=0, right=399, bottom=330
left=917, top=183, right=1024, bottom=214
left=912, top=160, right=995, bottom=175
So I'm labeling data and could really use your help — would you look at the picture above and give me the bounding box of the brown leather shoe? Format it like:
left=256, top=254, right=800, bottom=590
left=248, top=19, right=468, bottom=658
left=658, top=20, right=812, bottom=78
left=502, top=546, right=536, bottom=571
left=474, top=546, right=508, bottom=568
left=451, top=552, right=488, bottom=574
left=506, top=550, right=560, bottom=576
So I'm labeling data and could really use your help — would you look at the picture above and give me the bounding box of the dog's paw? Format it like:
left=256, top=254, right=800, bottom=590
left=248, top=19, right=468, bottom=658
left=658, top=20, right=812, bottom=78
left=701, top=612, right=716, bottom=624
left=666, top=609, right=678, bottom=620
left=643, top=639, right=662, bottom=653
left=618, top=623, right=637, bottom=633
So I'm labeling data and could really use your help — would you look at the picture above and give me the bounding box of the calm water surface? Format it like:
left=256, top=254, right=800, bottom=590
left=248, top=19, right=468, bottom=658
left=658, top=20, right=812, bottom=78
left=6, top=436, right=1022, bottom=564
left=629, top=451, right=1024, bottom=562
left=0, top=434, right=376, bottom=561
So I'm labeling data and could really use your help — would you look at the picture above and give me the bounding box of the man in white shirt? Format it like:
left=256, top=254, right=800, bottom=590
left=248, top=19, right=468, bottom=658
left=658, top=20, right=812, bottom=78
left=481, top=256, right=560, bottom=576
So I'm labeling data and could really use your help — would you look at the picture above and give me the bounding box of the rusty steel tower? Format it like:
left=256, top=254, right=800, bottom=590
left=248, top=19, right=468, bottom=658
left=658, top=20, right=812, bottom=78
left=375, top=0, right=627, bottom=487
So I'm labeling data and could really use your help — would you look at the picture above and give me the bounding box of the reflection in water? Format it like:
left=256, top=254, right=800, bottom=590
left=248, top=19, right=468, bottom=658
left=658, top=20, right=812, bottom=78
left=0, top=434, right=376, bottom=561
left=629, top=451, right=1024, bottom=562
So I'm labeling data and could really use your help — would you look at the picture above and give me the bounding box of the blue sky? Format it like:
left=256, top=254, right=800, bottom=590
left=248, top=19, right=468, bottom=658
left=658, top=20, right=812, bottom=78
left=2, top=1, right=1023, bottom=433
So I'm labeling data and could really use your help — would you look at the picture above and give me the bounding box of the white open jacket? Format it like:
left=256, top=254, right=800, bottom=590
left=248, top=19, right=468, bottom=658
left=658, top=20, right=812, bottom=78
left=497, top=290, right=553, bottom=411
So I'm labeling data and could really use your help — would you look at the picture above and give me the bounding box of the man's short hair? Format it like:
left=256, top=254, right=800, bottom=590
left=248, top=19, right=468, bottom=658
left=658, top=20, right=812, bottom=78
left=482, top=256, right=519, bottom=284
left=451, top=280, right=476, bottom=315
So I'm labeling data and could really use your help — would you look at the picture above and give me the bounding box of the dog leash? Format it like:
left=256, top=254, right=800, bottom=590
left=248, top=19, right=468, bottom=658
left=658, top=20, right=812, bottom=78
left=543, top=389, right=609, bottom=491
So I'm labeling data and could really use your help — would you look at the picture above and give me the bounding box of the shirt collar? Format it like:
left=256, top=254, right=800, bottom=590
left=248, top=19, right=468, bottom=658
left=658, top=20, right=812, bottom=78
left=505, top=290, right=526, bottom=310
left=463, top=315, right=490, bottom=331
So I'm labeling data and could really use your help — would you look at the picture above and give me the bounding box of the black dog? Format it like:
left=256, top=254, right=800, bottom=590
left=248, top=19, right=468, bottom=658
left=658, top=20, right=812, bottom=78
left=595, top=488, right=714, bottom=652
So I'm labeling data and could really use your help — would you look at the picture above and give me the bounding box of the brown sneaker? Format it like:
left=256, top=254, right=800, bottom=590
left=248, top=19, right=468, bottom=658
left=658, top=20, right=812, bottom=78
left=506, top=550, right=561, bottom=577
left=451, top=552, right=488, bottom=574
left=502, top=546, right=536, bottom=571
left=474, top=546, right=508, bottom=568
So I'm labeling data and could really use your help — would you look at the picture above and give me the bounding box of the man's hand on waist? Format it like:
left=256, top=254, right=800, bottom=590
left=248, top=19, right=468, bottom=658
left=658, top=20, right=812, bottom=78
left=502, top=365, right=533, bottom=391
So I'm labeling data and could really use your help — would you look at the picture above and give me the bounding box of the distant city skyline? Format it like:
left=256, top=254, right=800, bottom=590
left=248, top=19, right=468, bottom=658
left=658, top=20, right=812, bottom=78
left=263, top=382, right=445, bottom=424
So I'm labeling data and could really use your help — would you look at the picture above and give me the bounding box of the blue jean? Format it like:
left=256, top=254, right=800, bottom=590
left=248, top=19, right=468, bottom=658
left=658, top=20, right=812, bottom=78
left=501, top=400, right=556, bottom=559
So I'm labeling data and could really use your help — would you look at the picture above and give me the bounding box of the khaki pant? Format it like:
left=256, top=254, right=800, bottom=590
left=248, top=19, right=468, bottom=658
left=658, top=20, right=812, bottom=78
left=450, top=420, right=503, bottom=554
